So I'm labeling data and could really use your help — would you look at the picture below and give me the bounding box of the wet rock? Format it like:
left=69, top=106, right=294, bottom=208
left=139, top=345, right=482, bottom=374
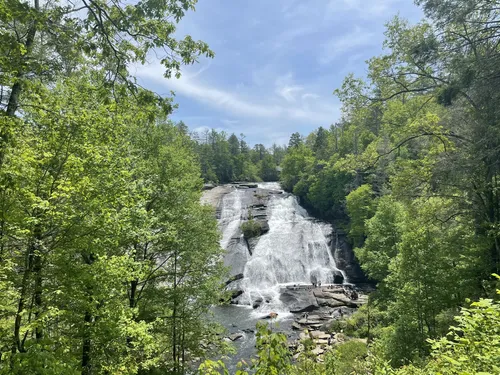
left=242, top=328, right=254, bottom=334
left=228, top=333, right=243, bottom=341
left=252, top=298, right=263, bottom=309
left=332, top=270, right=344, bottom=284
left=333, top=232, right=368, bottom=283
left=292, top=322, right=302, bottom=330
left=231, top=290, right=243, bottom=299
left=258, top=220, right=270, bottom=233
left=261, top=312, right=279, bottom=320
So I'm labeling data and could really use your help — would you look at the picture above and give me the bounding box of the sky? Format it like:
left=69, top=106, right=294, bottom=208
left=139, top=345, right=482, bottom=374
left=136, top=0, right=423, bottom=147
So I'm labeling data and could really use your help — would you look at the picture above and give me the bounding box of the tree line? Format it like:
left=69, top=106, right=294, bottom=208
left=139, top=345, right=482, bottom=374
left=188, top=128, right=285, bottom=184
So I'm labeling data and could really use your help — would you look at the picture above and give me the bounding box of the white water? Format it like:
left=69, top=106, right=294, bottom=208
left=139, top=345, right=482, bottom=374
left=241, top=186, right=344, bottom=315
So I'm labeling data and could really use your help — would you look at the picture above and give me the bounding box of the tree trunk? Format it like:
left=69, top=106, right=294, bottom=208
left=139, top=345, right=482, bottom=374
left=81, top=311, right=93, bottom=375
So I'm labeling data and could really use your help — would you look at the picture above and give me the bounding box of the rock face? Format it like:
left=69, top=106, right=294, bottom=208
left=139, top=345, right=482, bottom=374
left=331, top=229, right=367, bottom=283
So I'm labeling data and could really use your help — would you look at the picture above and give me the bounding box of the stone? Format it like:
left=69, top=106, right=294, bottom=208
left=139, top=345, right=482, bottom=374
left=231, top=290, right=243, bottom=299
left=252, top=298, right=263, bottom=309
left=316, top=297, right=346, bottom=308
left=242, top=328, right=254, bottom=334
left=315, top=339, right=329, bottom=345
left=258, top=220, right=270, bottom=233
left=311, top=347, right=324, bottom=355
left=299, top=332, right=309, bottom=341
left=228, top=333, right=243, bottom=341
left=292, top=322, right=302, bottom=330
left=280, top=289, right=319, bottom=313
left=310, top=331, right=330, bottom=340
left=304, top=320, right=321, bottom=325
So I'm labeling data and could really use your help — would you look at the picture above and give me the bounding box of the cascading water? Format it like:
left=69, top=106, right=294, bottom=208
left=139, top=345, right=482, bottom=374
left=240, top=186, right=345, bottom=314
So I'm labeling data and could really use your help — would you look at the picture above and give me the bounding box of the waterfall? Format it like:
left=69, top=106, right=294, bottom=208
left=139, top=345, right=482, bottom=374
left=242, top=191, right=345, bottom=313
left=217, top=183, right=346, bottom=314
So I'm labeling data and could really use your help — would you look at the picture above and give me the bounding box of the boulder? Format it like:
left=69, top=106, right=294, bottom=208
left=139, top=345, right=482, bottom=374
left=252, top=298, right=263, bottom=309
left=228, top=333, right=243, bottom=341
left=231, top=290, right=243, bottom=299
left=310, top=331, right=330, bottom=340
left=311, top=347, right=325, bottom=355
left=316, top=298, right=346, bottom=308
left=280, top=289, right=319, bottom=313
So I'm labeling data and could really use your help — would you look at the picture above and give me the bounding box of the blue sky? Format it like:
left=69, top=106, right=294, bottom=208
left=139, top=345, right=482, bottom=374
left=136, top=0, right=422, bottom=147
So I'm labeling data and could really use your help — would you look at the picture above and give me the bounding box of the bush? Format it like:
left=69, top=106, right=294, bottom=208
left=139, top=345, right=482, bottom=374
left=240, top=220, right=261, bottom=239
left=324, top=340, right=368, bottom=375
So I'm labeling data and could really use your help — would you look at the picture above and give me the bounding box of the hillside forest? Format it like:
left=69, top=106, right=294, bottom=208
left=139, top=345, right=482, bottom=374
left=1, top=0, right=500, bottom=374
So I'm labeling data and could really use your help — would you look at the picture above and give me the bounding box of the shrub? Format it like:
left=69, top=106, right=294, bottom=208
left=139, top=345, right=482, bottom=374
left=240, top=220, right=261, bottom=239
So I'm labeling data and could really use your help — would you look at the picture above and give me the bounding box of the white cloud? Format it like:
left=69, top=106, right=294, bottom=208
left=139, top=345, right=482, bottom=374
left=327, top=0, right=403, bottom=19
left=137, top=63, right=338, bottom=125
left=276, top=85, right=303, bottom=102
left=221, top=119, right=240, bottom=126
left=302, top=93, right=320, bottom=100
left=319, top=26, right=375, bottom=64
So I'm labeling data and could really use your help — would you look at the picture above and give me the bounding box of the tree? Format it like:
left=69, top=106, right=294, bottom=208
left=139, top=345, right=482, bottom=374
left=288, top=132, right=303, bottom=148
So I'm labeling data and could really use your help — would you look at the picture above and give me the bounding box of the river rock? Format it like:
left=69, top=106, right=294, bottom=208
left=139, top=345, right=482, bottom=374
left=316, top=298, right=346, bottom=308
left=310, top=331, right=330, bottom=340
left=281, top=289, right=319, bottom=313
left=252, top=298, right=263, bottom=309
left=311, top=347, right=325, bottom=355
left=292, top=322, right=302, bottom=330
left=228, top=333, right=243, bottom=341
